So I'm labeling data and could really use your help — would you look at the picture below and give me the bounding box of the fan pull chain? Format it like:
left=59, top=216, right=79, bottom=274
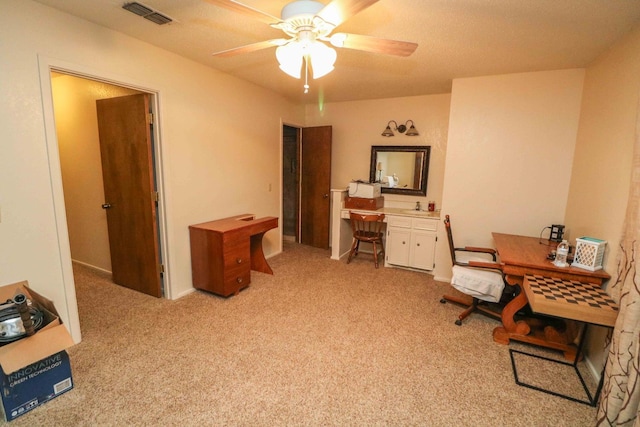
left=304, top=56, right=309, bottom=94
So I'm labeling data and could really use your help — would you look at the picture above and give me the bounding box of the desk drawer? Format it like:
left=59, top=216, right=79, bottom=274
left=222, top=239, right=250, bottom=266
left=413, top=218, right=438, bottom=231
left=223, top=266, right=251, bottom=295
left=387, top=215, right=412, bottom=228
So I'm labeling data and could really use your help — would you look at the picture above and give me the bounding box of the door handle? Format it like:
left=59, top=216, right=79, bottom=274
left=101, top=203, right=112, bottom=209
left=323, top=194, right=329, bottom=199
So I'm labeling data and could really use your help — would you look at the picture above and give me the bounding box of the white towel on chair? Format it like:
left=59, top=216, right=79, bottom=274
left=451, top=265, right=505, bottom=303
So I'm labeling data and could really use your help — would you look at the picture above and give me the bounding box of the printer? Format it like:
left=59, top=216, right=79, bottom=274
left=348, top=182, right=382, bottom=199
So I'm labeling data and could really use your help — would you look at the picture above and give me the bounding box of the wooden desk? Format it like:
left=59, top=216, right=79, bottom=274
left=189, top=214, right=278, bottom=297
left=492, top=233, right=610, bottom=359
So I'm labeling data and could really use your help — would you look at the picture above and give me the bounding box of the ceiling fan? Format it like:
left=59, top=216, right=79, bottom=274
left=204, top=0, right=418, bottom=92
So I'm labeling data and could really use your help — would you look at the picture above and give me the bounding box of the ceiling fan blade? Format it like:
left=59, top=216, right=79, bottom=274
left=212, top=39, right=288, bottom=57
left=330, top=33, right=418, bottom=57
left=202, top=0, right=279, bottom=25
left=316, top=0, right=379, bottom=27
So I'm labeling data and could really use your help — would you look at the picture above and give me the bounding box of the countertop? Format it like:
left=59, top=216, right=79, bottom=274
left=341, top=206, right=441, bottom=219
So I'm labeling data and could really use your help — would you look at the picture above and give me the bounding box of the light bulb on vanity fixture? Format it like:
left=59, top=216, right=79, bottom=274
left=381, top=120, right=419, bottom=137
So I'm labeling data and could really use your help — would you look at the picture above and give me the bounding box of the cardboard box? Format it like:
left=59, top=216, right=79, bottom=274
left=0, top=281, right=74, bottom=421
left=344, top=196, right=384, bottom=210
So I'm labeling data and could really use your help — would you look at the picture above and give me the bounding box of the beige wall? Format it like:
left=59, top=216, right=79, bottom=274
left=436, top=69, right=585, bottom=280
left=52, top=75, right=141, bottom=272
left=0, top=1, right=302, bottom=342
left=566, top=24, right=640, bottom=373
left=566, top=25, right=640, bottom=270
left=4, top=0, right=639, bottom=364
left=306, top=94, right=451, bottom=210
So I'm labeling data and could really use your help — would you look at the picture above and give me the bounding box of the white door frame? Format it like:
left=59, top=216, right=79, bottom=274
left=38, top=55, right=172, bottom=343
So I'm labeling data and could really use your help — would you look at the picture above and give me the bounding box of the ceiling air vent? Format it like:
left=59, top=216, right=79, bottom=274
left=122, top=2, right=173, bottom=25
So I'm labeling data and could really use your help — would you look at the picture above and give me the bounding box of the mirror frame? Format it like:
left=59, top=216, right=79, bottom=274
left=369, top=145, right=431, bottom=196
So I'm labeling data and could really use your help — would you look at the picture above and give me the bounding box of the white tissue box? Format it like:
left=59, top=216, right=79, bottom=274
left=571, top=237, right=606, bottom=271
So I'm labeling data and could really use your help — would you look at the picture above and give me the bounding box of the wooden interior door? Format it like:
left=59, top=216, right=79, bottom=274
left=300, top=125, right=332, bottom=249
left=96, top=94, right=162, bottom=297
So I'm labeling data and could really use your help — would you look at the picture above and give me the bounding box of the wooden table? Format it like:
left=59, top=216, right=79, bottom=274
left=189, top=214, right=278, bottom=297
left=509, top=274, right=618, bottom=406
left=492, top=233, right=610, bottom=360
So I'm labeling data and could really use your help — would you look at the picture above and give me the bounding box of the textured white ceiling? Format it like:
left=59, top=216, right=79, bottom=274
left=34, top=0, right=640, bottom=104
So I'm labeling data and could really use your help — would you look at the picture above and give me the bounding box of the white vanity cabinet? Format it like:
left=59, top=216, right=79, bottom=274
left=385, top=215, right=437, bottom=271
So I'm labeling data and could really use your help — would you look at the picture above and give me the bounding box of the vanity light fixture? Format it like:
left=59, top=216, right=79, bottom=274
left=381, top=120, right=419, bottom=137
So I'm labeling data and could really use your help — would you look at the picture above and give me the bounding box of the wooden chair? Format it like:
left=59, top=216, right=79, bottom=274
left=440, top=214, right=512, bottom=325
left=347, top=212, right=386, bottom=268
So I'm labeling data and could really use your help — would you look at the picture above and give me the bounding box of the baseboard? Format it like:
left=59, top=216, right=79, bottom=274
left=71, top=259, right=112, bottom=275
left=266, top=249, right=282, bottom=259
left=584, top=355, right=601, bottom=384
left=173, top=287, right=196, bottom=300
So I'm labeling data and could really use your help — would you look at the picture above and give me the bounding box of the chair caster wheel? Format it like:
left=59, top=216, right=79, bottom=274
left=440, top=298, right=446, bottom=304
left=455, top=319, right=462, bottom=326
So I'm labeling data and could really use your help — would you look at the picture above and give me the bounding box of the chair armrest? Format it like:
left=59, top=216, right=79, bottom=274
left=464, top=246, right=496, bottom=255
left=455, top=247, right=497, bottom=261
left=453, top=259, right=504, bottom=276
left=467, top=260, right=503, bottom=271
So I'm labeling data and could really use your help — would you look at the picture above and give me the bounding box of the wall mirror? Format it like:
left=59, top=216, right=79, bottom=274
left=369, top=146, right=431, bottom=196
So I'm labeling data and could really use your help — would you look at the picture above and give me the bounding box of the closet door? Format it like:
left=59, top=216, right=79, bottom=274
left=300, top=125, right=332, bottom=249
left=96, top=94, right=162, bottom=297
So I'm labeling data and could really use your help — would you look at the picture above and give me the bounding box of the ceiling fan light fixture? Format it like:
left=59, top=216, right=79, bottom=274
left=309, top=42, right=336, bottom=79
left=276, top=43, right=303, bottom=78
left=329, top=33, right=347, bottom=48
left=206, top=0, right=419, bottom=95
left=276, top=39, right=336, bottom=80
left=279, top=62, right=302, bottom=79
left=281, top=0, right=325, bottom=21
left=311, top=62, right=334, bottom=79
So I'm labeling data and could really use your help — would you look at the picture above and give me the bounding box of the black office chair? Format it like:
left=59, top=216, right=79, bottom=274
left=440, top=215, right=514, bottom=325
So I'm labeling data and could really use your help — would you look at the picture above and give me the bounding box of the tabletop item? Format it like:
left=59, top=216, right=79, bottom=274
left=553, top=239, right=569, bottom=267
left=550, top=224, right=565, bottom=242
left=571, top=237, right=607, bottom=271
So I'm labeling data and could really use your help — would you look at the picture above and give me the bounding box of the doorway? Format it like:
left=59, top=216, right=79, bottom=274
left=282, top=124, right=332, bottom=249
left=282, top=125, right=300, bottom=243
left=51, top=72, right=165, bottom=298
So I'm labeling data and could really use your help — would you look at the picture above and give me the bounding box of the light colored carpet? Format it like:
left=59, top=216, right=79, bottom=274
left=5, top=242, right=597, bottom=426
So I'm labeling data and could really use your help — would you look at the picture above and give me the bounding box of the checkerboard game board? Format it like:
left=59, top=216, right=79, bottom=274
left=523, top=275, right=619, bottom=327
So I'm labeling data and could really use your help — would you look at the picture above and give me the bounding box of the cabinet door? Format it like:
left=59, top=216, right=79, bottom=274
left=386, top=228, right=411, bottom=266
left=410, top=230, right=436, bottom=270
